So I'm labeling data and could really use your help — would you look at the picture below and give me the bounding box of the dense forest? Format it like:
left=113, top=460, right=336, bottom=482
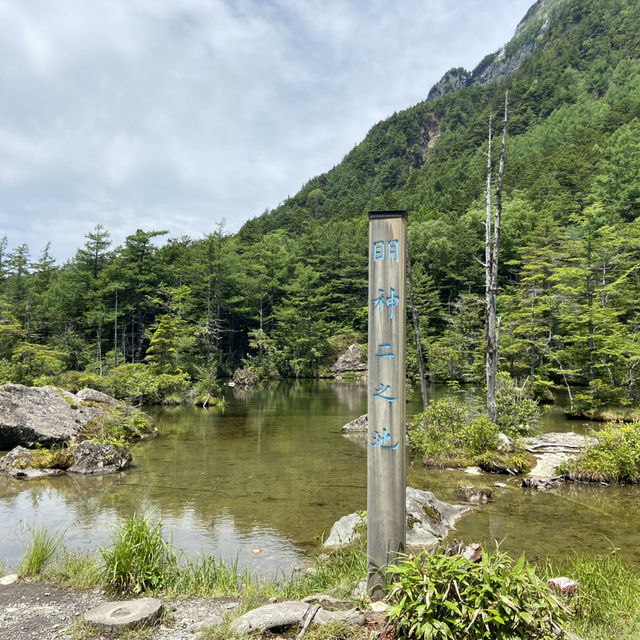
left=1, top=0, right=639, bottom=410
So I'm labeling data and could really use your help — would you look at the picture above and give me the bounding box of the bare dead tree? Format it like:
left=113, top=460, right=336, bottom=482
left=407, top=240, right=428, bottom=409
left=485, top=92, right=508, bottom=423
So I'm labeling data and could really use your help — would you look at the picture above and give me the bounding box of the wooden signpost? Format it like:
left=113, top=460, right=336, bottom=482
left=367, top=210, right=407, bottom=598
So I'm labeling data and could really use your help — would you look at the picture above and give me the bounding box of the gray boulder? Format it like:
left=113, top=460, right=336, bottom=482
left=75, top=388, right=119, bottom=406
left=0, top=384, right=106, bottom=449
left=323, top=513, right=365, bottom=547
left=456, top=485, right=492, bottom=504
left=230, top=602, right=365, bottom=635
left=341, top=414, right=368, bottom=434
left=324, top=487, right=469, bottom=549
left=68, top=440, right=132, bottom=475
left=331, top=344, right=367, bottom=375
left=230, top=602, right=310, bottom=634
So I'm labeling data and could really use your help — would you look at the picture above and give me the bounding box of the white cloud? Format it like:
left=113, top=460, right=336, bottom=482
left=0, top=0, right=534, bottom=261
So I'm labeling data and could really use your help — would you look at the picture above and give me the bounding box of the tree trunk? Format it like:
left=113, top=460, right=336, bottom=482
left=406, top=240, right=428, bottom=409
left=486, top=93, right=508, bottom=424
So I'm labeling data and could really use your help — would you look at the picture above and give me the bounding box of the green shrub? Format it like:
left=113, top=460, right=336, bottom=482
left=462, top=416, right=500, bottom=455
left=495, top=372, right=540, bottom=437
left=386, top=548, right=568, bottom=640
left=574, top=378, right=631, bottom=412
left=409, top=396, right=532, bottom=471
left=408, top=397, right=473, bottom=464
left=558, top=421, right=640, bottom=482
left=103, top=363, right=190, bottom=404
left=56, top=370, right=105, bottom=393
left=101, top=514, right=178, bottom=595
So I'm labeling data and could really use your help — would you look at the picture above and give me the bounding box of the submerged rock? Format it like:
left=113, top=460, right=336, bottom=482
left=323, top=487, right=469, bottom=549
left=457, top=485, right=492, bottom=503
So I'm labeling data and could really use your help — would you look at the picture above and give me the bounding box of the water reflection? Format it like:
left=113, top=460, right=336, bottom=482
left=0, top=380, right=638, bottom=573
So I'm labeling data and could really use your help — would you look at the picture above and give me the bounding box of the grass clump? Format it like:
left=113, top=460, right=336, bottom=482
left=557, top=421, right=640, bottom=483
left=168, top=555, right=244, bottom=597
left=386, top=547, right=567, bottom=640
left=101, top=513, right=178, bottom=595
left=283, top=542, right=367, bottom=600
left=18, top=525, right=65, bottom=578
left=544, top=551, right=640, bottom=640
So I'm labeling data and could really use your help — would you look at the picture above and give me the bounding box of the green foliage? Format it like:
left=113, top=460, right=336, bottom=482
left=55, top=370, right=105, bottom=393
left=558, top=420, right=640, bottom=482
left=386, top=548, right=568, bottom=640
left=409, top=394, right=534, bottom=471
left=103, top=364, right=189, bottom=404
left=84, top=407, right=155, bottom=444
left=408, top=397, right=475, bottom=467
left=462, top=416, right=500, bottom=456
left=100, top=514, right=178, bottom=595
left=495, top=373, right=541, bottom=437
left=168, top=556, right=243, bottom=597
left=10, top=342, right=66, bottom=385
left=282, top=542, right=368, bottom=601
left=19, top=525, right=65, bottom=578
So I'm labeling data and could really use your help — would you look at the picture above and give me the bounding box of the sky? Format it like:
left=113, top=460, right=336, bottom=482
left=0, top=0, right=535, bottom=263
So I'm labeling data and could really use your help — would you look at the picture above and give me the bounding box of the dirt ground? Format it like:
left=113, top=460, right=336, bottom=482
left=0, top=580, right=242, bottom=640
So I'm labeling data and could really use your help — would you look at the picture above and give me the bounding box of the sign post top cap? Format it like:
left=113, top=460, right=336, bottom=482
left=368, top=210, right=407, bottom=220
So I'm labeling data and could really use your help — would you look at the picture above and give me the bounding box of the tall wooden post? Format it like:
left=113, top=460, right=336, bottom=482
left=367, top=210, right=407, bottom=598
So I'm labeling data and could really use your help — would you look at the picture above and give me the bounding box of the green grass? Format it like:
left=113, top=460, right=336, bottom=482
left=43, top=549, right=102, bottom=590
left=18, top=525, right=65, bottom=578
left=167, top=555, right=245, bottom=598
left=558, top=421, right=640, bottom=482
left=544, top=551, right=640, bottom=640
left=282, top=542, right=367, bottom=601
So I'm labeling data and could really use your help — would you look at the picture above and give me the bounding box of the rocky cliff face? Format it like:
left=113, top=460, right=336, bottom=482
left=427, top=0, right=561, bottom=101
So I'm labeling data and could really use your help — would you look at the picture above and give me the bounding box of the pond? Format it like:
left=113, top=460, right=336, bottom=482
left=1, top=380, right=639, bottom=576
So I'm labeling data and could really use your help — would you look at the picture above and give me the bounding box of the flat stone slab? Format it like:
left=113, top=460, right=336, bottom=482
left=84, top=597, right=163, bottom=633
left=230, top=601, right=310, bottom=634
left=0, top=574, right=18, bottom=585
left=523, top=432, right=598, bottom=479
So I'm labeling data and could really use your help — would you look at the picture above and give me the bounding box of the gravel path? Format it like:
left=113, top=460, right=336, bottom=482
left=0, top=580, right=241, bottom=639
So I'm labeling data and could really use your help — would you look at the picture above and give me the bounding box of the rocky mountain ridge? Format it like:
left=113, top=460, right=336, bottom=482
left=427, top=0, right=560, bottom=100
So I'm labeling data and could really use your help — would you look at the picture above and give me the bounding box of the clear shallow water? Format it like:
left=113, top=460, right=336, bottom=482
left=1, top=380, right=638, bottom=574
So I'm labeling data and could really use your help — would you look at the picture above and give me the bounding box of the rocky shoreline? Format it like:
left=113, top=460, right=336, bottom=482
left=0, top=384, right=156, bottom=478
